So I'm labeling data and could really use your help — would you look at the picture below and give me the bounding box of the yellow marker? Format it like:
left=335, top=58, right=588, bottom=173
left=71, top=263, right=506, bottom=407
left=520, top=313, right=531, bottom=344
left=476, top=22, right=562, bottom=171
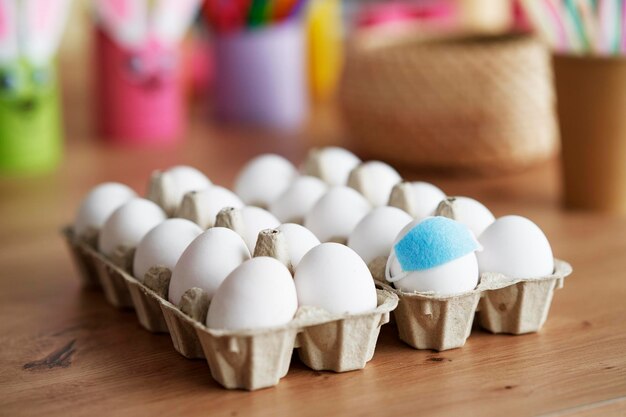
left=307, top=0, right=343, bottom=102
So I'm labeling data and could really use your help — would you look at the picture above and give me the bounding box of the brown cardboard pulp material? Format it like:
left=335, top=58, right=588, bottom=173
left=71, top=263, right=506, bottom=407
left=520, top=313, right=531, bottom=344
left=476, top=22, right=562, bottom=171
left=126, top=272, right=170, bottom=333
left=93, top=246, right=135, bottom=309
left=63, top=227, right=399, bottom=391
left=190, top=291, right=396, bottom=390
left=64, top=227, right=101, bottom=289
left=377, top=259, right=572, bottom=351
left=65, top=227, right=136, bottom=309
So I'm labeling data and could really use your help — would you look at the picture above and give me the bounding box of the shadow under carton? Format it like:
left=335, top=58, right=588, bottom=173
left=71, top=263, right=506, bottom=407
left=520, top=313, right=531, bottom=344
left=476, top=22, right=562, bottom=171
left=378, top=259, right=572, bottom=351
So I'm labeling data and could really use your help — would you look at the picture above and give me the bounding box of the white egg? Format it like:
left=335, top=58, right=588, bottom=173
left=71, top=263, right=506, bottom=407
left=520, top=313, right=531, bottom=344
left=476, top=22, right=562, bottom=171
left=234, top=154, right=298, bottom=207
left=304, top=186, right=371, bottom=242
left=167, top=166, right=211, bottom=191
left=348, top=206, right=413, bottom=266
left=295, top=243, right=377, bottom=315
left=477, top=215, right=554, bottom=279
left=386, top=217, right=480, bottom=295
left=74, top=182, right=137, bottom=237
left=390, top=181, right=446, bottom=220
left=227, top=206, right=281, bottom=253
left=349, top=161, right=402, bottom=207
left=149, top=166, right=212, bottom=215
left=269, top=176, right=328, bottom=223
left=98, top=198, right=167, bottom=257
left=276, top=223, right=320, bottom=268
left=132, top=219, right=203, bottom=281
left=241, top=206, right=281, bottom=252
left=207, top=257, right=298, bottom=330
left=303, top=146, right=361, bottom=186
left=169, top=227, right=251, bottom=305
left=436, top=196, right=495, bottom=237
left=177, top=185, right=244, bottom=229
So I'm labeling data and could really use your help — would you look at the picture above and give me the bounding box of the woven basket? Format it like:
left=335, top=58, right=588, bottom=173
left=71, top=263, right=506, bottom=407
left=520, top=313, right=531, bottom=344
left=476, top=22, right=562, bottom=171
left=339, top=32, right=558, bottom=174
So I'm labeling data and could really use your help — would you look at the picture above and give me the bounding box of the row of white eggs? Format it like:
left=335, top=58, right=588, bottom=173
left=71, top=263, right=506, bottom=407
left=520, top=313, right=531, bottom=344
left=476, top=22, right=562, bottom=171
left=133, top=218, right=377, bottom=331
left=73, top=147, right=555, bottom=329
left=230, top=149, right=554, bottom=294
left=93, top=206, right=377, bottom=331
left=74, top=148, right=439, bottom=253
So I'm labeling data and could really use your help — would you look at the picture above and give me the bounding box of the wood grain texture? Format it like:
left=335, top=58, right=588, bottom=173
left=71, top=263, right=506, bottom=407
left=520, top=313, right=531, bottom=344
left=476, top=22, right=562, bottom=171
left=0, top=49, right=625, bottom=417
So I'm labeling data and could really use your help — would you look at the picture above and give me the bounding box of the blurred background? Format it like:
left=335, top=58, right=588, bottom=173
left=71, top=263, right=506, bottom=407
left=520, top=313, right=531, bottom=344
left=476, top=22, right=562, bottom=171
left=55, top=0, right=521, bottom=145
left=2, top=2, right=625, bottom=412
left=2, top=0, right=626, bottom=223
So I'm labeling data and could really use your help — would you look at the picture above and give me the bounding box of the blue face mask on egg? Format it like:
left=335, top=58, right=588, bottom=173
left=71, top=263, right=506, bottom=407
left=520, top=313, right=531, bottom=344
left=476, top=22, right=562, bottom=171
left=394, top=217, right=481, bottom=272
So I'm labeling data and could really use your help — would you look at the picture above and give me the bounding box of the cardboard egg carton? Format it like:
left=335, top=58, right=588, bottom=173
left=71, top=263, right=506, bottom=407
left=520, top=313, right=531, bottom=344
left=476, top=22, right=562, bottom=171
left=64, top=227, right=135, bottom=308
left=63, top=227, right=398, bottom=390
left=376, top=259, right=572, bottom=351
left=65, top=227, right=181, bottom=333
left=63, top=227, right=101, bottom=289
left=163, top=290, right=396, bottom=390
left=126, top=270, right=170, bottom=333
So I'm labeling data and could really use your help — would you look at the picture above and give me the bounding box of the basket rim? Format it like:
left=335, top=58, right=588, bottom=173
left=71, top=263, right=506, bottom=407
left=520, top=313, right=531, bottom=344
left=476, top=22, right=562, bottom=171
left=349, top=29, right=539, bottom=55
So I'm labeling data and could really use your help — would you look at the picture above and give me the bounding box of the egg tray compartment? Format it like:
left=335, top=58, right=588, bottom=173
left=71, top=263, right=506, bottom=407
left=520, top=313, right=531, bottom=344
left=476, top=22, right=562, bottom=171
left=64, top=227, right=101, bottom=290
left=161, top=290, right=397, bottom=390
left=376, top=259, right=572, bottom=351
left=65, top=227, right=142, bottom=311
left=64, top=228, right=399, bottom=390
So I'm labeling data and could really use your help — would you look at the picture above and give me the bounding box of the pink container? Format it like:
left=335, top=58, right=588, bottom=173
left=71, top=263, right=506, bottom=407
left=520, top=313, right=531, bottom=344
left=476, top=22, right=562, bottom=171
left=96, top=29, right=185, bottom=145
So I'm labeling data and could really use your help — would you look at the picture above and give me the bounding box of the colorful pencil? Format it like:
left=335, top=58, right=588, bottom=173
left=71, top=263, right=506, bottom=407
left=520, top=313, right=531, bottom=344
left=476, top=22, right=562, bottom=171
left=204, top=0, right=308, bottom=32
left=288, top=0, right=307, bottom=18
left=204, top=0, right=250, bottom=32
left=270, top=0, right=296, bottom=21
left=247, top=0, right=268, bottom=27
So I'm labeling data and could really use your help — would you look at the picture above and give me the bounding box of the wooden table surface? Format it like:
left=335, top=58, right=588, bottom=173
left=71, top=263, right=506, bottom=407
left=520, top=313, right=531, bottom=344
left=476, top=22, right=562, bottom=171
left=1, top=73, right=626, bottom=416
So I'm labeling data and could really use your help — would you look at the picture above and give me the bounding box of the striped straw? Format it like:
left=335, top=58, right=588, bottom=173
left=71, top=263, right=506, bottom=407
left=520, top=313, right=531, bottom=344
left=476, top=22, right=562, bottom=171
left=565, top=0, right=590, bottom=51
left=521, top=0, right=561, bottom=48
left=544, top=0, right=570, bottom=52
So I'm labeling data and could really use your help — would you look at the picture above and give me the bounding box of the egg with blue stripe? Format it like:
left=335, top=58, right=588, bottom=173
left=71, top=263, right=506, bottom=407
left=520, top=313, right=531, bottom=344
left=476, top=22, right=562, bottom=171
left=386, top=217, right=482, bottom=295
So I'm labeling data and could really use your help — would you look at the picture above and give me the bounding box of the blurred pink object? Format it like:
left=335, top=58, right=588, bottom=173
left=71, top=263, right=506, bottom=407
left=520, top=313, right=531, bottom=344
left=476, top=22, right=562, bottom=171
left=93, top=0, right=201, bottom=145
left=186, top=28, right=215, bottom=99
left=96, top=30, right=184, bottom=144
left=511, top=0, right=532, bottom=31
left=356, top=1, right=456, bottom=29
